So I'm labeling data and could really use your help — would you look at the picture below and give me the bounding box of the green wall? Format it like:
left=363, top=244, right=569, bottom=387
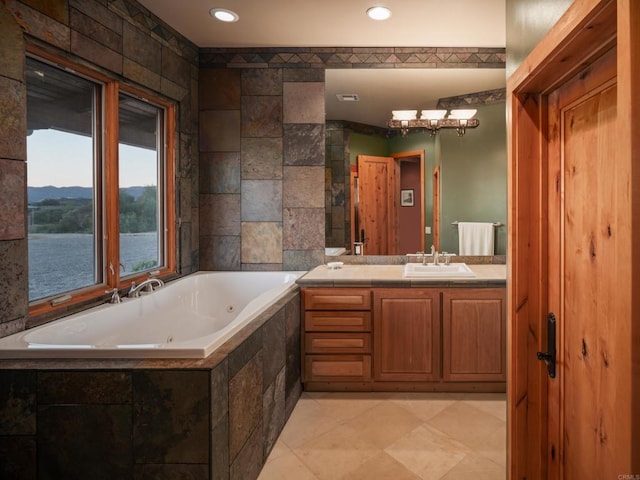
left=349, top=133, right=388, bottom=164
left=506, top=0, right=574, bottom=77
left=439, top=103, right=507, bottom=255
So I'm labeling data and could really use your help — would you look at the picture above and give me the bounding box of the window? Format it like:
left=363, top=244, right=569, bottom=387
left=26, top=49, right=175, bottom=316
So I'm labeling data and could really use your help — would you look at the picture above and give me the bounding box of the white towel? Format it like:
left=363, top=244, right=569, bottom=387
left=458, top=222, right=494, bottom=255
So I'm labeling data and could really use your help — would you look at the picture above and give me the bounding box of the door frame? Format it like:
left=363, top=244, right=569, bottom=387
left=507, top=0, right=639, bottom=477
left=351, top=150, right=425, bottom=254
left=391, top=150, right=426, bottom=253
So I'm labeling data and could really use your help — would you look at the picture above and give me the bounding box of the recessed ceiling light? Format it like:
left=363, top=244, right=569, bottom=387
left=366, top=6, right=392, bottom=21
left=209, top=8, right=239, bottom=23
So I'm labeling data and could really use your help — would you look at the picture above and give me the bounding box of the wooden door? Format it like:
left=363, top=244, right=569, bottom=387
left=509, top=1, right=638, bottom=477
left=546, top=46, right=619, bottom=479
left=357, top=155, right=399, bottom=254
left=373, top=289, right=440, bottom=382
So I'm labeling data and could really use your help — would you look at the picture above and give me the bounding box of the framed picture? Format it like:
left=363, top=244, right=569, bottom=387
left=400, top=189, right=414, bottom=207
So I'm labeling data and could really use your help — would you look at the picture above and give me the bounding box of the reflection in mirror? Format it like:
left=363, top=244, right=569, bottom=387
left=351, top=151, right=425, bottom=255
left=324, top=68, right=507, bottom=256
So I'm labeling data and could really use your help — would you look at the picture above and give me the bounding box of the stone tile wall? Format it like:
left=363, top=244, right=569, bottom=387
left=0, top=290, right=302, bottom=480
left=199, top=68, right=326, bottom=271
left=0, top=0, right=199, bottom=336
left=437, top=87, right=507, bottom=110
left=325, top=121, right=349, bottom=249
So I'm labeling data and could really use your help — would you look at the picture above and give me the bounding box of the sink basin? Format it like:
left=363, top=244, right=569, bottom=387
left=403, top=262, right=476, bottom=278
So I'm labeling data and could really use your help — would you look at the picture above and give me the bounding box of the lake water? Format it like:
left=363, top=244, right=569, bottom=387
left=29, top=232, right=159, bottom=301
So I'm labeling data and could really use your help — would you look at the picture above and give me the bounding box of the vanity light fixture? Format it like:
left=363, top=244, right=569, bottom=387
left=388, top=109, right=479, bottom=137
left=209, top=7, right=239, bottom=22
left=366, top=6, right=392, bottom=21
left=391, top=110, right=418, bottom=136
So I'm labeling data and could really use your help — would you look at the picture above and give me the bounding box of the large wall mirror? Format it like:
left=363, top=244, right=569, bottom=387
left=324, top=68, right=508, bottom=257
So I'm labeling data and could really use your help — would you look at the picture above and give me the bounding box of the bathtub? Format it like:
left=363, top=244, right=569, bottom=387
left=0, top=271, right=304, bottom=359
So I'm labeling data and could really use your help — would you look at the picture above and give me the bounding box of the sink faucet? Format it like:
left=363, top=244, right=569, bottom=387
left=128, top=277, right=164, bottom=298
left=431, top=245, right=439, bottom=266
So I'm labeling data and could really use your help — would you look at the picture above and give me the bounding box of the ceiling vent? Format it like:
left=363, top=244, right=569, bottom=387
left=336, top=94, right=360, bottom=102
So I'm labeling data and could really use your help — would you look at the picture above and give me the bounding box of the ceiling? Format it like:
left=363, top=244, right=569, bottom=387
left=138, top=0, right=507, bottom=128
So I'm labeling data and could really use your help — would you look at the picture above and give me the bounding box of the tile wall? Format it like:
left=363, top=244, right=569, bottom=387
left=198, top=68, right=326, bottom=271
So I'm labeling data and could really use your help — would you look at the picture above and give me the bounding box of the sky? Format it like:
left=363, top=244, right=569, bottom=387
left=26, top=129, right=157, bottom=188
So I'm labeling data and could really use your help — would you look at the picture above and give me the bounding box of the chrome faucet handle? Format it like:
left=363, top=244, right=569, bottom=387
left=106, top=288, right=122, bottom=304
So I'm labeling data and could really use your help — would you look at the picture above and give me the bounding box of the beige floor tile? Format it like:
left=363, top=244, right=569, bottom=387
left=260, top=392, right=507, bottom=480
left=292, top=423, right=381, bottom=480
left=279, top=395, right=341, bottom=449
left=385, top=425, right=469, bottom=480
left=439, top=453, right=506, bottom=480
left=389, top=392, right=461, bottom=422
left=264, top=439, right=291, bottom=464
left=257, top=450, right=319, bottom=480
left=346, top=451, right=423, bottom=480
left=311, top=391, right=387, bottom=423
left=460, top=394, right=507, bottom=422
left=474, top=425, right=507, bottom=468
left=342, top=400, right=424, bottom=449
left=426, top=401, right=506, bottom=452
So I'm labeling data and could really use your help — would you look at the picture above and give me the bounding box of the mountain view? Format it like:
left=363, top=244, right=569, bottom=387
left=27, top=185, right=157, bottom=234
left=28, top=185, right=147, bottom=203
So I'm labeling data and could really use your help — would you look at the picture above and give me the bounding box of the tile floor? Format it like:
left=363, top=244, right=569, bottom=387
left=258, top=391, right=506, bottom=480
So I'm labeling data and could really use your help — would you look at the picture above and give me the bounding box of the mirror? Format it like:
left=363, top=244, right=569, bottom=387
left=325, top=68, right=507, bottom=256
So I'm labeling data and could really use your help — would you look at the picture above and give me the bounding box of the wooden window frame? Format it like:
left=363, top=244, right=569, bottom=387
left=27, top=44, right=176, bottom=320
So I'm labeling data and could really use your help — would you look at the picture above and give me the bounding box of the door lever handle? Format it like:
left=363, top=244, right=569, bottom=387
left=537, top=312, right=556, bottom=378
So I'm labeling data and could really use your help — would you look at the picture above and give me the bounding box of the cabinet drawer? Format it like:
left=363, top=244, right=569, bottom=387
left=305, top=333, right=371, bottom=354
left=304, top=355, right=371, bottom=382
left=304, top=311, right=372, bottom=332
left=303, top=288, right=371, bottom=310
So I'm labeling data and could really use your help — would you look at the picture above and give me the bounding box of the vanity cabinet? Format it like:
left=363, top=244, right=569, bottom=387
left=442, top=288, right=506, bottom=382
left=373, top=289, right=440, bottom=382
left=302, top=288, right=372, bottom=383
left=301, top=285, right=506, bottom=391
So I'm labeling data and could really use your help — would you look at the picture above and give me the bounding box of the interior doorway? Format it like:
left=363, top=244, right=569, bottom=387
left=351, top=150, right=425, bottom=255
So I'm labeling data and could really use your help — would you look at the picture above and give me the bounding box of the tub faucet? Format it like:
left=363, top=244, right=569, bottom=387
left=106, top=288, right=122, bottom=304
left=128, top=277, right=165, bottom=298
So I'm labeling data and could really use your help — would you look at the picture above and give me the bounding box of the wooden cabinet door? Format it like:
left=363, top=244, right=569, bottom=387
left=442, top=288, right=506, bottom=382
left=373, top=289, right=440, bottom=381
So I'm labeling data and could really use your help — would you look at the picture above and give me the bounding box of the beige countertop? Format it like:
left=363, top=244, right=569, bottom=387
left=296, top=263, right=507, bottom=287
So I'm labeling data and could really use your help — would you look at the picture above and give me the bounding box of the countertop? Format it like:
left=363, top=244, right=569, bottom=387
left=296, top=263, right=507, bottom=287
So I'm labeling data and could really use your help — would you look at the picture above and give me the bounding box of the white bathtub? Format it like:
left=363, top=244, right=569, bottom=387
left=0, top=271, right=304, bottom=359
